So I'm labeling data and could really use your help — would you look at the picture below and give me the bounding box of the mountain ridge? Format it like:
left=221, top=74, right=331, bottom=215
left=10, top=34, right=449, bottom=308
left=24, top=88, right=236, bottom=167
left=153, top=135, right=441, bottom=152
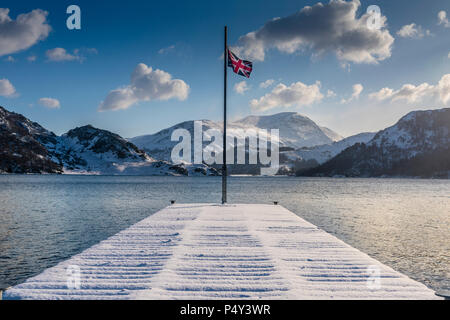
left=301, top=108, right=450, bottom=178
left=0, top=106, right=62, bottom=174
left=129, top=112, right=343, bottom=162
left=2, top=106, right=448, bottom=178
left=0, top=106, right=217, bottom=176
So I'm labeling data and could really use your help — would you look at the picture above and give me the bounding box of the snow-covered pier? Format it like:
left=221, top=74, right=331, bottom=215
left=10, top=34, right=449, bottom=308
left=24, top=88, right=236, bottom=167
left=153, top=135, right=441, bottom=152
left=3, top=204, right=439, bottom=300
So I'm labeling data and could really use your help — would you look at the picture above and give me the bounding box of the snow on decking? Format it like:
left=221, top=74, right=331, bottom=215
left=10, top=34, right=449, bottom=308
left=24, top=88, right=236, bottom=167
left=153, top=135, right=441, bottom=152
left=3, top=204, right=439, bottom=300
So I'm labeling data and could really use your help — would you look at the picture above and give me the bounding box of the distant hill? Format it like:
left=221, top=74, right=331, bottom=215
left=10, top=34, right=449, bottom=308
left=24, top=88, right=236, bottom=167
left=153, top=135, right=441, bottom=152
left=0, top=106, right=62, bottom=174
left=282, top=132, right=376, bottom=165
left=130, top=112, right=343, bottom=162
left=0, top=106, right=217, bottom=176
left=301, top=108, right=450, bottom=178
left=232, top=113, right=343, bottom=147
left=5, top=105, right=446, bottom=178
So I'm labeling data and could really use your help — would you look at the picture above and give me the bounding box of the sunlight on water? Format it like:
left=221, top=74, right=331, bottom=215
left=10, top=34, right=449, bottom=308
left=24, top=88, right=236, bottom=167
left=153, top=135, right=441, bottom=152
left=0, top=175, right=448, bottom=292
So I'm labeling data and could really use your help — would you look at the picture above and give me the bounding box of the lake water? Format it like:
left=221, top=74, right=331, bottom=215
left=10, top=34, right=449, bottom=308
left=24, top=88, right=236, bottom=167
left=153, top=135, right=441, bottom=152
left=0, top=175, right=449, bottom=294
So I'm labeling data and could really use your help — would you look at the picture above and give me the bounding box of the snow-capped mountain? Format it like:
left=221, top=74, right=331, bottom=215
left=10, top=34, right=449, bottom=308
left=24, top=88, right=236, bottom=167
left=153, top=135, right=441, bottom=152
left=0, top=106, right=62, bottom=173
left=3, top=105, right=448, bottom=177
left=130, top=112, right=343, bottom=162
left=53, top=125, right=217, bottom=175
left=319, top=126, right=344, bottom=142
left=283, top=132, right=376, bottom=165
left=0, top=106, right=217, bottom=176
left=370, top=109, right=449, bottom=152
left=130, top=120, right=220, bottom=162
left=46, top=125, right=149, bottom=173
left=232, top=113, right=343, bottom=147
left=302, top=108, right=450, bottom=178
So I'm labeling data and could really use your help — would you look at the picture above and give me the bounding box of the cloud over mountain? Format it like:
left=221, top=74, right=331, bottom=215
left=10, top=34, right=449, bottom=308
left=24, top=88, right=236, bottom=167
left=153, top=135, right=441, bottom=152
left=250, top=81, right=323, bottom=111
left=99, top=63, right=190, bottom=111
left=341, top=83, right=363, bottom=103
left=369, top=73, right=450, bottom=104
left=232, top=0, right=394, bottom=64
left=38, top=97, right=60, bottom=109
left=0, top=78, right=16, bottom=97
left=0, top=8, right=51, bottom=57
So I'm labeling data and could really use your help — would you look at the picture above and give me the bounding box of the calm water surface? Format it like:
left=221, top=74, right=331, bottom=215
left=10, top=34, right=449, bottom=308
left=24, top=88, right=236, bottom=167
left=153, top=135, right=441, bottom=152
left=0, top=175, right=449, bottom=293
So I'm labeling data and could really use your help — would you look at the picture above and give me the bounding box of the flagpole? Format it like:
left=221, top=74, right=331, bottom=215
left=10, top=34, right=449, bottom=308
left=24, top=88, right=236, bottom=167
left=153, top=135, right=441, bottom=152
left=222, top=26, right=228, bottom=204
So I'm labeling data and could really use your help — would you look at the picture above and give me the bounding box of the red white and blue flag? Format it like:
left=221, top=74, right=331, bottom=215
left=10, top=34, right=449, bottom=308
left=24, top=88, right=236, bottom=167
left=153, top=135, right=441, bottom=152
left=227, top=49, right=253, bottom=78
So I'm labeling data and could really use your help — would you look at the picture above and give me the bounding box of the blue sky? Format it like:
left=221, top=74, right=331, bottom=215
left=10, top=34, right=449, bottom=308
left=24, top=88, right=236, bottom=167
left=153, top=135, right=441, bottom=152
left=0, top=0, right=449, bottom=138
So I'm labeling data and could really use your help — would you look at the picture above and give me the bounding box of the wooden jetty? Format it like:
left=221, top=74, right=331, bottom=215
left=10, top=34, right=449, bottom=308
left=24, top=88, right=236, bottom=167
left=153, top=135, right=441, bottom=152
left=3, top=204, right=440, bottom=300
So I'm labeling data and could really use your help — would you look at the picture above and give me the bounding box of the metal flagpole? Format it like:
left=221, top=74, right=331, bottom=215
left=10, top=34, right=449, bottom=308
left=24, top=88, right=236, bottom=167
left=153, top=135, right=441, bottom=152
left=222, top=26, right=228, bottom=204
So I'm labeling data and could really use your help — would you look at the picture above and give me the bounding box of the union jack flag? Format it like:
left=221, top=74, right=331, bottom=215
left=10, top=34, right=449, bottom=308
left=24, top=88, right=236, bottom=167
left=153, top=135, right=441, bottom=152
left=227, top=49, right=253, bottom=78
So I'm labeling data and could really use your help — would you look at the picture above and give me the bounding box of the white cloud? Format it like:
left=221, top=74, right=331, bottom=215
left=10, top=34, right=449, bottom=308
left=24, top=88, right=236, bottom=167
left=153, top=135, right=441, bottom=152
left=27, top=55, right=36, bottom=62
left=369, top=73, right=450, bottom=105
left=250, top=81, right=323, bottom=111
left=5, top=56, right=15, bottom=62
left=45, top=47, right=97, bottom=62
left=38, top=97, right=60, bottom=109
left=391, top=83, right=434, bottom=103
left=46, top=48, right=80, bottom=62
left=396, top=23, right=429, bottom=38
left=234, top=81, right=250, bottom=94
left=368, top=87, right=394, bottom=101
left=448, top=52, right=450, bottom=59
left=370, top=83, right=433, bottom=103
left=259, top=79, right=275, bottom=88
left=232, top=0, right=394, bottom=64
left=341, top=83, right=363, bottom=103
left=158, top=45, right=175, bottom=54
left=0, top=78, right=16, bottom=97
left=99, top=63, right=190, bottom=111
left=438, top=10, right=450, bottom=27
left=0, top=8, right=51, bottom=57
left=326, top=89, right=337, bottom=98
left=437, top=74, right=450, bottom=104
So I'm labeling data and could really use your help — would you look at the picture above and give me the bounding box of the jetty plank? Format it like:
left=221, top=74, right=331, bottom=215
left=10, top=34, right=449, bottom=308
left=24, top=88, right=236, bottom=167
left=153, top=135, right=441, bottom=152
left=4, top=204, right=440, bottom=300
